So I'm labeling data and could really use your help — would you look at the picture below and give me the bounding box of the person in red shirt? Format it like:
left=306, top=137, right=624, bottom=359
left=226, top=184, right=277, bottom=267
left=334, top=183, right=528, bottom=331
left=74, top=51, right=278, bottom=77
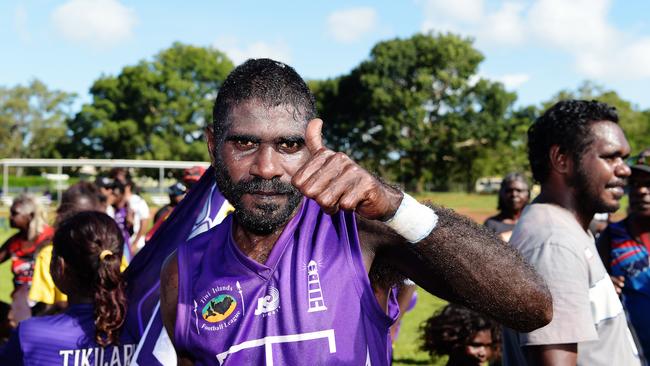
left=0, top=194, right=53, bottom=324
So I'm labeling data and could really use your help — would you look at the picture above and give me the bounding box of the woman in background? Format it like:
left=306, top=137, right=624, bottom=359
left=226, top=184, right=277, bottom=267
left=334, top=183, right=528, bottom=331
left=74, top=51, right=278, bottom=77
left=0, top=194, right=53, bottom=323
left=0, top=211, right=136, bottom=365
left=484, top=173, right=530, bottom=241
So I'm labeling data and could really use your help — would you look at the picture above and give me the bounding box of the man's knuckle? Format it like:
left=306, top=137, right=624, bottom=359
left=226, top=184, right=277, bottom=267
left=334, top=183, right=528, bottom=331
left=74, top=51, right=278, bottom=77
left=333, top=152, right=348, bottom=161
left=320, top=195, right=336, bottom=208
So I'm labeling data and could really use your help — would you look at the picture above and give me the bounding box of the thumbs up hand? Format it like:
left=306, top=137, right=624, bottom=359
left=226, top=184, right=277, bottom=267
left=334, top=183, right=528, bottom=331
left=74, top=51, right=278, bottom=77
left=292, top=119, right=403, bottom=220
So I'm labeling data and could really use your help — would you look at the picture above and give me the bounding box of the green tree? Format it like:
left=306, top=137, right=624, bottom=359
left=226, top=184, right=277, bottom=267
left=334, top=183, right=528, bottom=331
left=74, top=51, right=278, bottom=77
left=63, top=42, right=234, bottom=160
left=467, top=105, right=537, bottom=188
left=317, top=33, right=520, bottom=192
left=0, top=80, right=76, bottom=158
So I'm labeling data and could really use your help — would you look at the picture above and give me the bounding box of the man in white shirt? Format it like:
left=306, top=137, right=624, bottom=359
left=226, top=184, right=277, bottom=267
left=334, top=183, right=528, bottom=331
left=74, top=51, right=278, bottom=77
left=502, top=100, right=642, bottom=366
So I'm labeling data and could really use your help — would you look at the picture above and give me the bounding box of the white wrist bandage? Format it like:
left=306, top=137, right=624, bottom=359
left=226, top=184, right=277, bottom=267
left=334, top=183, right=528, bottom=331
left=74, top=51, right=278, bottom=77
left=384, top=192, right=438, bottom=243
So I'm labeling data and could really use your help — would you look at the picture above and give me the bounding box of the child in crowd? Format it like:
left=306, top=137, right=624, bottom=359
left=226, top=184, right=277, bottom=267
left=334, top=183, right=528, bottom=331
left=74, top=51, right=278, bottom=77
left=421, top=303, right=501, bottom=366
left=0, top=211, right=136, bottom=365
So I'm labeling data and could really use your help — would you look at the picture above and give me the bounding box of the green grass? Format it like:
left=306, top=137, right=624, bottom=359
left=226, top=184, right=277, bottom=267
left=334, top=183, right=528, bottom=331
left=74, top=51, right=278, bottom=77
left=392, top=289, right=448, bottom=365
left=414, top=192, right=497, bottom=210
left=4, top=175, right=80, bottom=188
left=414, top=192, right=499, bottom=225
left=0, top=225, right=15, bottom=305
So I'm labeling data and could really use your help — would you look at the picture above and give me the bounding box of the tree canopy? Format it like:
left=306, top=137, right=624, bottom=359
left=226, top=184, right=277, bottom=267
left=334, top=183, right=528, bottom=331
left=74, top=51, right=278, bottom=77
left=0, top=80, right=75, bottom=158
left=315, top=33, right=523, bottom=191
left=63, top=42, right=234, bottom=161
left=4, top=38, right=649, bottom=191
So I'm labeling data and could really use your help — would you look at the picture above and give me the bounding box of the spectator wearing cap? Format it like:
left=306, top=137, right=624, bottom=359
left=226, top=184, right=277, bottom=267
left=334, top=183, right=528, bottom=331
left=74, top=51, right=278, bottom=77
left=146, top=182, right=187, bottom=241
left=154, top=182, right=187, bottom=224
left=597, top=148, right=650, bottom=355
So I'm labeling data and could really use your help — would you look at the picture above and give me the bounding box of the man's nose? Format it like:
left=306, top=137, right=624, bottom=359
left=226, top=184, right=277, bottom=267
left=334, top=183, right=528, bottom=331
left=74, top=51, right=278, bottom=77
left=250, top=145, right=283, bottom=180
left=616, top=161, right=632, bottom=178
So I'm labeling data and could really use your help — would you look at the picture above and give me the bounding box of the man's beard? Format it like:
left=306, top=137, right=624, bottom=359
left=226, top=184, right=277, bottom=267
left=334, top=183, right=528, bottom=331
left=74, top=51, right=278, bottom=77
left=214, top=159, right=303, bottom=235
left=570, top=160, right=620, bottom=214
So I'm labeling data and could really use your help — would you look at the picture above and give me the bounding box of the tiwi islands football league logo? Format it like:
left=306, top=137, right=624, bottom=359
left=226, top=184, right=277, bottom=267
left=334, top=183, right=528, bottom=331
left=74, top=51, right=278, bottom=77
left=202, top=294, right=237, bottom=323
left=194, top=283, right=244, bottom=333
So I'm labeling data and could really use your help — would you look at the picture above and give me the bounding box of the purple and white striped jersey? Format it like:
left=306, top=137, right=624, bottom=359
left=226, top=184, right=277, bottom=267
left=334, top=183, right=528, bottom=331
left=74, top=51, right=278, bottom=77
left=0, top=304, right=136, bottom=366
left=175, top=198, right=399, bottom=365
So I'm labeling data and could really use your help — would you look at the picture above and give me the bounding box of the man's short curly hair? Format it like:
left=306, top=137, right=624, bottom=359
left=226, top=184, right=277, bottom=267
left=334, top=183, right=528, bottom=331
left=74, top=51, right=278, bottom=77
left=528, top=100, right=619, bottom=183
left=420, top=303, right=500, bottom=359
left=211, top=58, right=317, bottom=145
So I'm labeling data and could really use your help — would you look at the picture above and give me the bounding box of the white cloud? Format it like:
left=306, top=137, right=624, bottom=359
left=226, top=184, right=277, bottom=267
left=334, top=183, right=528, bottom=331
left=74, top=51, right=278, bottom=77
left=527, top=0, right=650, bottom=80
left=418, top=0, right=650, bottom=80
left=14, top=4, right=30, bottom=42
left=327, top=7, right=378, bottom=43
left=481, top=2, right=527, bottom=45
left=574, top=39, right=650, bottom=80
left=421, top=0, right=484, bottom=24
left=420, top=0, right=526, bottom=46
left=213, top=36, right=292, bottom=65
left=527, top=0, right=616, bottom=54
left=51, top=0, right=137, bottom=48
left=495, top=73, right=531, bottom=89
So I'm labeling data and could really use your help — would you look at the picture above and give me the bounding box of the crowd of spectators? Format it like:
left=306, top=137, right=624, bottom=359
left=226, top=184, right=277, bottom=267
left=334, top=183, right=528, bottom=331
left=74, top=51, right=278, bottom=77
left=0, top=99, right=648, bottom=366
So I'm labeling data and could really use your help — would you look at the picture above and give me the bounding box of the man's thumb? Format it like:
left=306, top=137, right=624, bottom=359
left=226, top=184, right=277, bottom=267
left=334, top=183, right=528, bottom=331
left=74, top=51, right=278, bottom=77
left=305, top=118, right=324, bottom=153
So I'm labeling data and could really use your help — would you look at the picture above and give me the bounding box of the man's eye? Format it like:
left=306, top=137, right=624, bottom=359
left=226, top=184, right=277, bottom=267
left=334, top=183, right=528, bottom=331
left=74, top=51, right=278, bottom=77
left=235, top=140, right=256, bottom=150
left=602, top=154, right=620, bottom=162
left=279, top=141, right=301, bottom=152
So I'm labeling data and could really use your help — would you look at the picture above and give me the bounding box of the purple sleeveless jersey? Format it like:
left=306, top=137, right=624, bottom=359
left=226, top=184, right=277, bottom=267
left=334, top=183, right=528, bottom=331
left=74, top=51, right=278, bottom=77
left=0, top=304, right=136, bottom=366
left=125, top=167, right=230, bottom=366
left=176, top=198, right=399, bottom=365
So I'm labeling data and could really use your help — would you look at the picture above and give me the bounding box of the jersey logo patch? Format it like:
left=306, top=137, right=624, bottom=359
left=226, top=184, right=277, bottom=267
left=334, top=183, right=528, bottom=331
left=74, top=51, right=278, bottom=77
left=254, top=286, right=280, bottom=316
left=194, top=284, right=242, bottom=333
left=307, top=260, right=327, bottom=313
left=203, top=294, right=237, bottom=323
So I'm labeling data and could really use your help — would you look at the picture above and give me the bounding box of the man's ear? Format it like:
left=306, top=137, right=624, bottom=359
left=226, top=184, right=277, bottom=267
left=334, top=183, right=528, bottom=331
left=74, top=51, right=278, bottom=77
left=549, top=145, right=572, bottom=175
left=205, top=125, right=218, bottom=168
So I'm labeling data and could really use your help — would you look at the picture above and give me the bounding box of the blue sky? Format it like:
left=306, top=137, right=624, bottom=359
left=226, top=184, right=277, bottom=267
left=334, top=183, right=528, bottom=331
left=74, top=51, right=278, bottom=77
left=3, top=0, right=650, bottom=110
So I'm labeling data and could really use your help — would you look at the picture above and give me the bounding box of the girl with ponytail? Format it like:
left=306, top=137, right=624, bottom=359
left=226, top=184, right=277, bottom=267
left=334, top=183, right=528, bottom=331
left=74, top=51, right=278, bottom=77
left=0, top=211, right=136, bottom=365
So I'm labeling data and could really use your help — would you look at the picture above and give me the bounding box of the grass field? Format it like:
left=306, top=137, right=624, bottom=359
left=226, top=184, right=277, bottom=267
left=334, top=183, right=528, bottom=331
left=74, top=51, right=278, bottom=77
left=0, top=192, right=631, bottom=365
left=0, top=217, right=14, bottom=305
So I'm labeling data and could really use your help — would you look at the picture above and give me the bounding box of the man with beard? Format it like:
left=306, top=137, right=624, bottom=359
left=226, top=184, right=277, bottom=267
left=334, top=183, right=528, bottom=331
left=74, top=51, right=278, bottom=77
left=597, top=148, right=650, bottom=356
left=160, top=59, right=552, bottom=365
left=484, top=172, right=530, bottom=241
left=502, top=100, right=642, bottom=366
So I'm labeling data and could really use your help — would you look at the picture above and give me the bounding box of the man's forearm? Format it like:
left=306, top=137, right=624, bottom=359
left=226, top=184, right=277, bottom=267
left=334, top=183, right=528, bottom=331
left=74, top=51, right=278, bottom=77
left=413, top=205, right=551, bottom=331
left=365, top=204, right=552, bottom=332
